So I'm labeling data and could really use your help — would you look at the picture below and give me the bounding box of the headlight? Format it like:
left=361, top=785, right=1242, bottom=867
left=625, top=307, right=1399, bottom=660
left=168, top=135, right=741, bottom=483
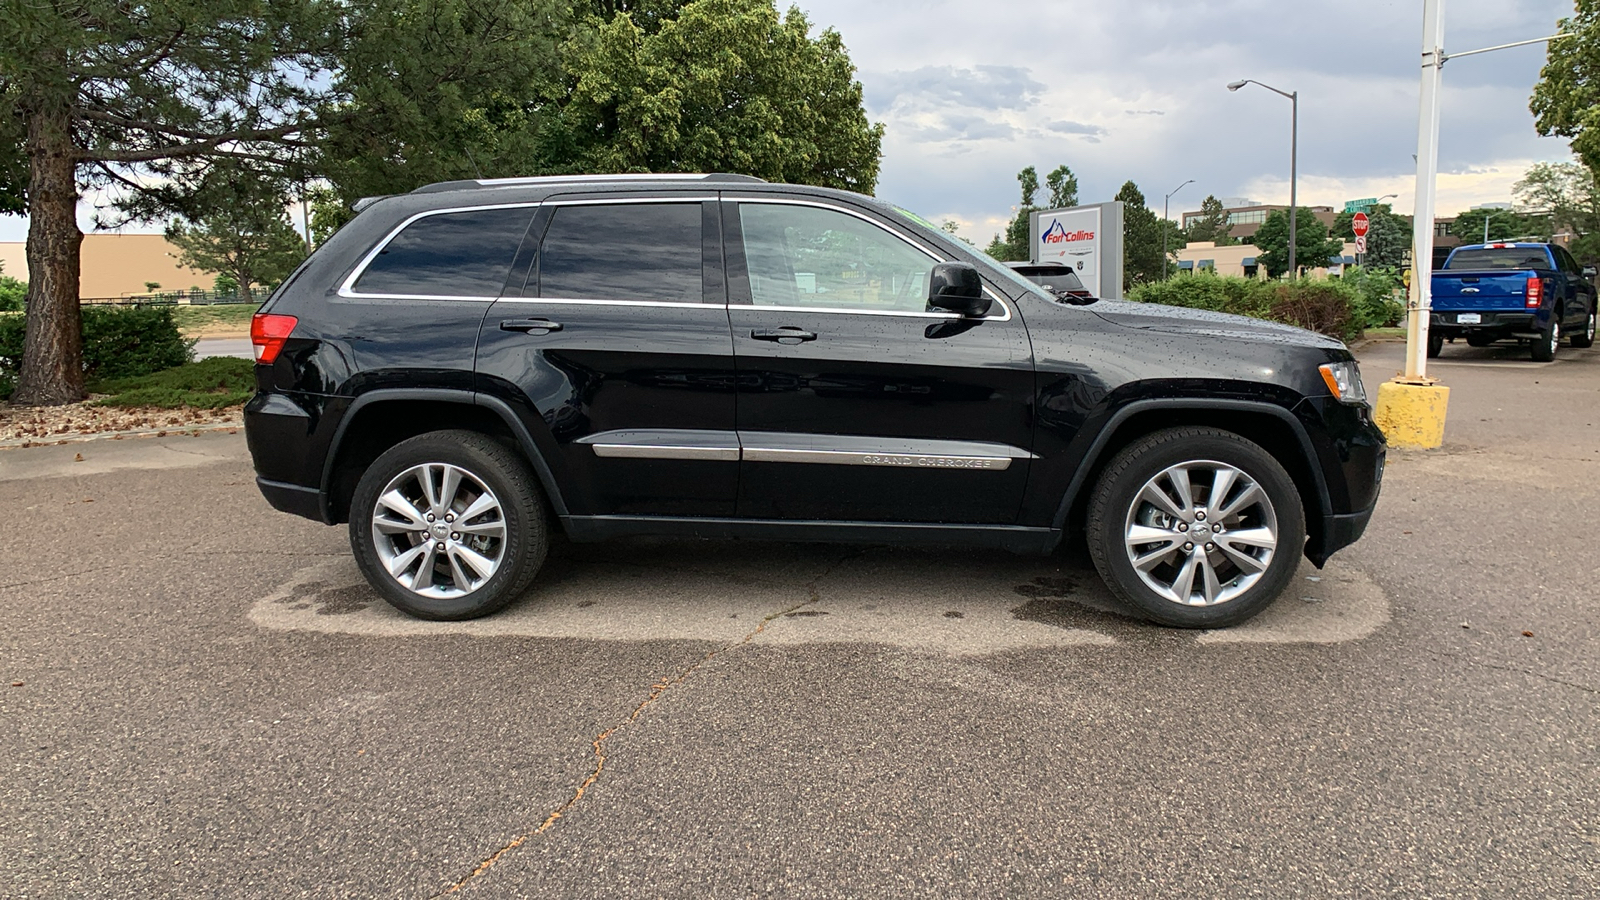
left=1319, top=361, right=1368, bottom=405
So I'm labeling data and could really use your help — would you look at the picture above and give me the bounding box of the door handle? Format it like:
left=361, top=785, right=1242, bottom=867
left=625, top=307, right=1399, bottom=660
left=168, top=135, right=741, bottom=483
left=751, top=327, right=817, bottom=343
left=500, top=318, right=563, bottom=334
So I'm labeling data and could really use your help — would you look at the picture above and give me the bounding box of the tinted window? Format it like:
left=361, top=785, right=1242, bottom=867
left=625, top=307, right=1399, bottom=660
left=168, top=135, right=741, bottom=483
left=354, top=207, right=534, bottom=297
left=539, top=203, right=703, bottom=303
left=1554, top=246, right=1581, bottom=276
left=740, top=203, right=933, bottom=312
left=1444, top=247, right=1552, bottom=271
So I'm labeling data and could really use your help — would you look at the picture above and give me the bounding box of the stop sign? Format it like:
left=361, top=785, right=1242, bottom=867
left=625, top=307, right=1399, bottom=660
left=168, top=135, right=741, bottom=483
left=1352, top=212, right=1370, bottom=237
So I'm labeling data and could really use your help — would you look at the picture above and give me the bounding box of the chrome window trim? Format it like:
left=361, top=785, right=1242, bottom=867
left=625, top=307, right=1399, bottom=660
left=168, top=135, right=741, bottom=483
left=338, top=197, right=714, bottom=301
left=726, top=196, right=1013, bottom=322
left=494, top=297, right=718, bottom=310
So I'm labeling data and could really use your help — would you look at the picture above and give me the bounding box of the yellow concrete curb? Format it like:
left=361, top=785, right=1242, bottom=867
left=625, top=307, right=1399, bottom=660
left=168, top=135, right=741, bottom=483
left=1373, top=381, right=1450, bottom=449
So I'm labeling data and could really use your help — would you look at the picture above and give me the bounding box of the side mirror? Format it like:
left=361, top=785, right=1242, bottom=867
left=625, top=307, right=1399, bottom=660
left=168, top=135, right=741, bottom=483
left=927, top=262, right=992, bottom=317
left=1583, top=265, right=1597, bottom=279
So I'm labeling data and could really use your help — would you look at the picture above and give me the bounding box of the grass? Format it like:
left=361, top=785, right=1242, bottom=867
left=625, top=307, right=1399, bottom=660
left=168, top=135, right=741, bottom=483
left=170, top=302, right=259, bottom=335
left=87, top=356, right=255, bottom=409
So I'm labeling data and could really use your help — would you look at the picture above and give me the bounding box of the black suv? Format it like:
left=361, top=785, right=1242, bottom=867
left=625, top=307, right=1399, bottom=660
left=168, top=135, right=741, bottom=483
left=246, top=173, right=1384, bottom=628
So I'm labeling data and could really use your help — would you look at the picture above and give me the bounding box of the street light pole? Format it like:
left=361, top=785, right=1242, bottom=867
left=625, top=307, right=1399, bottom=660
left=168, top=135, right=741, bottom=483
left=1163, top=179, right=1194, bottom=280
left=1405, top=0, right=1446, bottom=382
left=1229, top=79, right=1299, bottom=278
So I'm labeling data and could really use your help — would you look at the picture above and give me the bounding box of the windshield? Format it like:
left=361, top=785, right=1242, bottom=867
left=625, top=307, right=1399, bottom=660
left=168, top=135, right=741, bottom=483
left=889, top=205, right=1055, bottom=301
left=1028, top=272, right=1087, bottom=293
left=1445, top=247, right=1551, bottom=271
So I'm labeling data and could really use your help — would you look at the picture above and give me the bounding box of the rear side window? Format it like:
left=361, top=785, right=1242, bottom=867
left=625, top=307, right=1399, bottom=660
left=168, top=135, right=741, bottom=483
left=352, top=207, right=535, bottom=297
left=538, top=203, right=703, bottom=303
left=1444, top=247, right=1552, bottom=271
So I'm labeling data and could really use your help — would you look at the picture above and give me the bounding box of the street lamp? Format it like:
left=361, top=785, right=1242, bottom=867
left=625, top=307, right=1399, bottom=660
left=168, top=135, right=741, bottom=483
left=1229, top=79, right=1298, bottom=278
left=1163, top=179, right=1194, bottom=280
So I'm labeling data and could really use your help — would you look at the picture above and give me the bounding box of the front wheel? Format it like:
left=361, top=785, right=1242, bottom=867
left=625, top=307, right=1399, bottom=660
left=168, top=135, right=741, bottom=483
left=1086, top=428, right=1306, bottom=628
left=1531, top=310, right=1561, bottom=362
left=1570, top=304, right=1596, bottom=349
left=350, top=430, right=549, bottom=620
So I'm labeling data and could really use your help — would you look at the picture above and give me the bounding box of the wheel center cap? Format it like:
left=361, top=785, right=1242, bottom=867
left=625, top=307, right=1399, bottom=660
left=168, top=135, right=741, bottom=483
left=431, top=523, right=451, bottom=539
left=1190, top=523, right=1213, bottom=542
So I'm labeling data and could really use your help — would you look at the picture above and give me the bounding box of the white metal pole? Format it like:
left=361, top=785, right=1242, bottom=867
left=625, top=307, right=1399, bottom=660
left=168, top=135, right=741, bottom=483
left=1288, top=93, right=1298, bottom=279
left=1405, top=0, right=1446, bottom=381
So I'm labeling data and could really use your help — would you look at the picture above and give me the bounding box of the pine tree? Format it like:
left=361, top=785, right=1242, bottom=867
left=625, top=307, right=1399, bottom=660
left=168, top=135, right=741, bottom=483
left=1116, top=181, right=1165, bottom=290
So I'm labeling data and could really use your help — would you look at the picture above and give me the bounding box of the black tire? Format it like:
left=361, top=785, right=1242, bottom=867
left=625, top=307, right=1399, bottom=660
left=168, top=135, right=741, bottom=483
left=1571, top=304, right=1596, bottom=349
left=1465, top=333, right=1495, bottom=348
left=349, top=430, right=549, bottom=620
left=1426, top=331, right=1444, bottom=359
left=1085, top=427, right=1306, bottom=629
left=1531, top=308, right=1561, bottom=362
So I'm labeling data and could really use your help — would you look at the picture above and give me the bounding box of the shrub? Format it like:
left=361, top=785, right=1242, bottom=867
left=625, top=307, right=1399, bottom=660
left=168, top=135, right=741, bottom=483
left=0, top=304, right=195, bottom=400
left=1126, top=272, right=1369, bottom=341
left=88, top=356, right=254, bottom=409
left=1338, top=265, right=1406, bottom=329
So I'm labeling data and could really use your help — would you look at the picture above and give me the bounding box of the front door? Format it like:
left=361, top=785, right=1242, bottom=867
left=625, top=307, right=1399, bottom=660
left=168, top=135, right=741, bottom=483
left=475, top=195, right=738, bottom=518
left=724, top=197, right=1035, bottom=524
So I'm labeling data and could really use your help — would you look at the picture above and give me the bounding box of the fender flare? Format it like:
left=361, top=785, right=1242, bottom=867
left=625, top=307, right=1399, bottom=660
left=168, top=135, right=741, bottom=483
left=319, top=388, right=570, bottom=521
left=1049, top=398, right=1332, bottom=531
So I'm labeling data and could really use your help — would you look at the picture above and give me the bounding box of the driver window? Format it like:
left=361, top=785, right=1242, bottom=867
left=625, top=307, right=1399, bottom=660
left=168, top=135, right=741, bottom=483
left=739, top=203, right=934, bottom=313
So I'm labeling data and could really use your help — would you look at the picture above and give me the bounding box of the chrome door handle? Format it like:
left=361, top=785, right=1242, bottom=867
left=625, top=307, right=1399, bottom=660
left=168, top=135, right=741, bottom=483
left=500, top=318, right=563, bottom=334
left=751, top=328, right=817, bottom=343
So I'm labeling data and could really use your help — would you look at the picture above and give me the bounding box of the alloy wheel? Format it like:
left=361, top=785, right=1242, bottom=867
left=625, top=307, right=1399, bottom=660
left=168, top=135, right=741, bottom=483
left=1122, top=460, right=1279, bottom=607
left=370, top=463, right=507, bottom=599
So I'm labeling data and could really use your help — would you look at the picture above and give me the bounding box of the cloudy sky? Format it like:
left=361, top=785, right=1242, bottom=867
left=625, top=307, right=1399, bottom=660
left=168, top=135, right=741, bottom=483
left=0, top=0, right=1579, bottom=245
left=805, top=0, right=1579, bottom=242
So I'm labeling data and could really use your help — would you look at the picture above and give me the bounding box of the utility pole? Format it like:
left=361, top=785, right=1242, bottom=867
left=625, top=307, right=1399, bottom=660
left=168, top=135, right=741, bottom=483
left=1228, top=79, right=1298, bottom=277
left=1163, top=179, right=1194, bottom=280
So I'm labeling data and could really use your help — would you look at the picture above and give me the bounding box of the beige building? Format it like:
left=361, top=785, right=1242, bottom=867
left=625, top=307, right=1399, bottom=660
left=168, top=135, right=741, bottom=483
left=1175, top=240, right=1359, bottom=279
left=0, top=233, right=213, bottom=299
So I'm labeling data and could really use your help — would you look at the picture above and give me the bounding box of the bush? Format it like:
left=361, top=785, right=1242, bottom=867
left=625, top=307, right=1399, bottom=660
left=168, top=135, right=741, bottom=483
left=1338, top=265, right=1406, bottom=329
left=1126, top=272, right=1369, bottom=341
left=0, top=304, right=195, bottom=400
left=88, top=356, right=254, bottom=409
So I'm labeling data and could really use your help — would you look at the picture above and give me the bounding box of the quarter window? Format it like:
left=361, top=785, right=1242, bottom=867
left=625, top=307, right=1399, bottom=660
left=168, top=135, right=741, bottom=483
left=539, top=203, right=703, bottom=303
left=739, top=203, right=934, bottom=313
left=353, top=207, right=534, bottom=297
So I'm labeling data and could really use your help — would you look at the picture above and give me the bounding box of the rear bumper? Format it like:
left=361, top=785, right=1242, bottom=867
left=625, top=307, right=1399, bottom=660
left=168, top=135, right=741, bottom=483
left=1431, top=311, right=1537, bottom=335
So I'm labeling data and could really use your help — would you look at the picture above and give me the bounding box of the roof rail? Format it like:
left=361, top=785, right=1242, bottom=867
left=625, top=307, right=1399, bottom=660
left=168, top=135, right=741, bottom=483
left=409, top=173, right=767, bottom=194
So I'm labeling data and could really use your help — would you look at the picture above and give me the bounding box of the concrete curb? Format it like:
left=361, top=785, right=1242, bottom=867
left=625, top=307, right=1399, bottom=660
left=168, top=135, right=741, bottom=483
left=0, top=419, right=242, bottom=451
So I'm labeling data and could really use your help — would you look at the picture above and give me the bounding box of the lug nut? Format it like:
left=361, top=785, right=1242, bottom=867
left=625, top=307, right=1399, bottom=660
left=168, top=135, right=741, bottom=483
left=1206, top=543, right=1216, bottom=552
left=1178, top=523, right=1188, bottom=532
left=450, top=533, right=460, bottom=541
left=1195, top=511, right=1206, bottom=521
left=427, top=513, right=435, bottom=522
left=436, top=542, right=445, bottom=551
left=445, top=514, right=454, bottom=522
left=1184, top=542, right=1194, bottom=551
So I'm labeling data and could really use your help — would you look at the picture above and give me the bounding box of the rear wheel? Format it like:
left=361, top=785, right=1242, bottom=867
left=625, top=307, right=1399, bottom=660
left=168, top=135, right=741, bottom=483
left=1571, top=304, right=1596, bottom=349
left=1426, top=331, right=1444, bottom=358
left=1086, top=427, right=1306, bottom=628
left=1531, top=309, right=1561, bottom=362
left=350, top=430, right=549, bottom=620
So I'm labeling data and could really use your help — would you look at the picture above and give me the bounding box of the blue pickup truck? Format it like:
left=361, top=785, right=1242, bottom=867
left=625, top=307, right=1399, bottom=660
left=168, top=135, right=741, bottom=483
left=1430, top=242, right=1597, bottom=361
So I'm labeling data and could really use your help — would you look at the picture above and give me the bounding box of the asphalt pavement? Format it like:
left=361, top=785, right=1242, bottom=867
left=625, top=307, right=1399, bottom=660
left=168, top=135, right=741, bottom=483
left=1, top=339, right=1595, bottom=898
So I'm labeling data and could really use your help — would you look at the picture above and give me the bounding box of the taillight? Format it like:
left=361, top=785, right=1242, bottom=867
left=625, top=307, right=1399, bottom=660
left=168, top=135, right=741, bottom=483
left=250, top=313, right=298, bottom=364
left=1524, top=274, right=1543, bottom=309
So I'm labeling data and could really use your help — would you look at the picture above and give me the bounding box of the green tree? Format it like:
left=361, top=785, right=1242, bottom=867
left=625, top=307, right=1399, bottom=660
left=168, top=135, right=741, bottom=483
left=164, top=167, right=308, bottom=304
left=1185, top=195, right=1236, bottom=246
left=0, top=261, right=24, bottom=312
left=939, top=220, right=975, bottom=247
left=1116, top=181, right=1166, bottom=290
left=1045, top=164, right=1078, bottom=209
left=1332, top=204, right=1411, bottom=269
left=1530, top=1, right=1600, bottom=174
left=1253, top=208, right=1346, bottom=279
left=552, top=0, right=883, bottom=190
left=0, top=0, right=347, bottom=405
left=1515, top=161, right=1600, bottom=264
left=989, top=166, right=1040, bottom=262
left=1449, top=207, right=1540, bottom=244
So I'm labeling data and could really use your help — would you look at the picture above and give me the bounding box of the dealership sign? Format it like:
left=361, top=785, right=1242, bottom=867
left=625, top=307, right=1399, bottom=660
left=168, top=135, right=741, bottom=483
left=1031, top=202, right=1125, bottom=299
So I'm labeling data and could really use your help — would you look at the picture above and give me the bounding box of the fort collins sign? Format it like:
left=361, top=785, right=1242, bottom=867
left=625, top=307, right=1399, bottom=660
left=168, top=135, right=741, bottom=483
left=1031, top=202, right=1126, bottom=299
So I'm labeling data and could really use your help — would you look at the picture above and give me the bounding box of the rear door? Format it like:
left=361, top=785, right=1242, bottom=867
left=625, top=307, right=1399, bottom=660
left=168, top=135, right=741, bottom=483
left=475, top=194, right=738, bottom=518
left=723, top=196, right=1035, bottom=524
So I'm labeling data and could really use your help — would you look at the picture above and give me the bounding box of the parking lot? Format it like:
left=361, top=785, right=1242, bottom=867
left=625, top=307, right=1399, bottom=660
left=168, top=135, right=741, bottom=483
left=2, top=339, right=1596, bottom=898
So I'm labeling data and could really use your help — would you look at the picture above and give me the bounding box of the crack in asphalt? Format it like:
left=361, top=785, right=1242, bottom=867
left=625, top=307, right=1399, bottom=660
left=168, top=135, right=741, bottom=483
left=1426, top=650, right=1597, bottom=695
left=432, top=547, right=869, bottom=897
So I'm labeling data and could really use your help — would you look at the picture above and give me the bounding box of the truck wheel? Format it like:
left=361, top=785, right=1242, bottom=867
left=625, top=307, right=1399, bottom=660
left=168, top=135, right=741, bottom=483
left=350, top=430, right=549, bottom=620
left=1085, top=427, right=1306, bottom=629
left=1531, top=309, right=1561, bottom=362
left=1571, top=304, right=1596, bottom=349
left=1426, top=331, right=1444, bottom=358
